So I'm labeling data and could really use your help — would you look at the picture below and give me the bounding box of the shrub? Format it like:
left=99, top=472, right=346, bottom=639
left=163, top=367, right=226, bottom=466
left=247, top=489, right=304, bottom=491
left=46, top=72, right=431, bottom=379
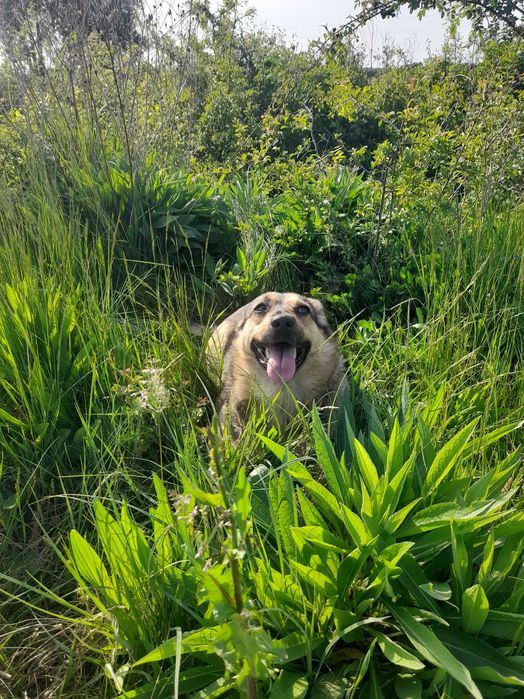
left=60, top=394, right=523, bottom=697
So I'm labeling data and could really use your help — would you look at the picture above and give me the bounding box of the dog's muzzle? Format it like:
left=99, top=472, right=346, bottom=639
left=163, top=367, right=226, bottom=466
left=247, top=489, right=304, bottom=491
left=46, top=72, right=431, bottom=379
left=250, top=338, right=311, bottom=384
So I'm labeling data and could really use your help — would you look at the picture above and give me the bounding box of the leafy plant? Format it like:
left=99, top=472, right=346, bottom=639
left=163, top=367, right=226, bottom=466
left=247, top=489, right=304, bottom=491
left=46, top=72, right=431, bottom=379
left=0, top=277, right=92, bottom=491
left=57, top=393, right=523, bottom=697
left=68, top=157, right=236, bottom=276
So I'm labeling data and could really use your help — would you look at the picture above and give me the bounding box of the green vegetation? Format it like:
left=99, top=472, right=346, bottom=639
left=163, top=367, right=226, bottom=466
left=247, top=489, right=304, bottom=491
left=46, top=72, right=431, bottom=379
left=0, top=1, right=523, bottom=697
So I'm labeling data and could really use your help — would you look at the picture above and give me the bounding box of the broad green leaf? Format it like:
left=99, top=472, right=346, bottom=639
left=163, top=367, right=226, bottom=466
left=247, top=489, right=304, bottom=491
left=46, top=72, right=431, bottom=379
left=258, top=434, right=299, bottom=463
left=289, top=560, right=337, bottom=596
left=391, top=605, right=482, bottom=699
left=419, top=582, right=452, bottom=601
left=423, top=419, right=478, bottom=498
left=297, top=489, right=327, bottom=528
left=484, top=535, right=523, bottom=596
left=435, top=626, right=524, bottom=686
left=451, top=521, right=469, bottom=596
left=493, top=513, right=524, bottom=538
left=369, top=432, right=387, bottom=469
left=354, top=439, right=379, bottom=494
left=477, top=530, right=495, bottom=584
left=269, top=471, right=297, bottom=558
left=179, top=472, right=224, bottom=508
left=290, top=526, right=348, bottom=553
left=462, top=584, right=489, bottom=634
left=337, top=547, right=369, bottom=597
left=398, top=502, right=458, bottom=534
left=232, top=466, right=251, bottom=538
left=310, top=675, right=350, bottom=699
left=312, top=405, right=348, bottom=503
left=379, top=542, right=414, bottom=566
left=69, top=529, right=115, bottom=604
left=366, top=403, right=385, bottom=442
left=397, top=555, right=440, bottom=615
left=272, top=632, right=323, bottom=662
left=270, top=671, right=308, bottom=698
left=340, top=504, right=373, bottom=546
left=134, top=626, right=215, bottom=666
left=285, top=461, right=345, bottom=528
left=394, top=673, right=422, bottom=699
left=384, top=499, right=421, bottom=534
left=386, top=417, right=404, bottom=479
left=376, top=632, right=424, bottom=670
left=482, top=610, right=524, bottom=641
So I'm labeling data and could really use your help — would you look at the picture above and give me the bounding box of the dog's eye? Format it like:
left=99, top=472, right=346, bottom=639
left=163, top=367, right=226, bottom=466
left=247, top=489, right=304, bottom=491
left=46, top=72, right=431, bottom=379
left=296, top=305, right=310, bottom=316
left=254, top=303, right=268, bottom=314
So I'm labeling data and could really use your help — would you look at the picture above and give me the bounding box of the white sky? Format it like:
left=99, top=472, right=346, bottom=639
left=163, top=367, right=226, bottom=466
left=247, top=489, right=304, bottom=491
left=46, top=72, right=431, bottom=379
left=244, top=0, right=472, bottom=64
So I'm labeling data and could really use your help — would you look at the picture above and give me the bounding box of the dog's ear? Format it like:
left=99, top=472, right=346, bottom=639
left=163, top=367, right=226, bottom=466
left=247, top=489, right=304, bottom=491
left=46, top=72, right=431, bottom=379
left=308, top=297, right=332, bottom=334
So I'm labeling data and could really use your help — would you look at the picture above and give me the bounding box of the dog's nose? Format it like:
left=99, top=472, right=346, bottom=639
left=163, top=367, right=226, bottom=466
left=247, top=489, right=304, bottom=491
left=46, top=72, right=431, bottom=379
left=271, top=314, right=296, bottom=329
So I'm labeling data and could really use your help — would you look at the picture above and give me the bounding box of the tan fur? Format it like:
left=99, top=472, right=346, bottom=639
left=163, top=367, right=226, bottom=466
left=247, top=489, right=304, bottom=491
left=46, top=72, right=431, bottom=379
left=207, top=292, right=347, bottom=436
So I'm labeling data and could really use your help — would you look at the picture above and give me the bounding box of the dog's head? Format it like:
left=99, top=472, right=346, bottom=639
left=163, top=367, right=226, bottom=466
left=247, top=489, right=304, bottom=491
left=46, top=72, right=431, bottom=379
left=233, top=292, right=332, bottom=385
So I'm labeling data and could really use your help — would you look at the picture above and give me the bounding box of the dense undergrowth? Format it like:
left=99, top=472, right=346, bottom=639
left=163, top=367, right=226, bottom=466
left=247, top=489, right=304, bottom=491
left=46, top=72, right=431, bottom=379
left=0, top=2, right=523, bottom=697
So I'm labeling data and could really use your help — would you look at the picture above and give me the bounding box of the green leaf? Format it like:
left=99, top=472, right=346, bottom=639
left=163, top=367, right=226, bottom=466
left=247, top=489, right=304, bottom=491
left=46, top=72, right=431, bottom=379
left=269, top=471, right=297, bottom=558
left=434, top=626, right=524, bottom=686
left=310, top=675, right=350, bottom=698
left=386, top=417, right=404, bottom=479
left=337, top=547, right=370, bottom=597
left=290, top=526, right=348, bottom=553
left=340, top=504, right=373, bottom=546
left=354, top=439, right=379, bottom=494
left=179, top=472, right=224, bottom=508
left=289, top=560, right=337, bottom=596
left=376, top=632, right=425, bottom=670
left=482, top=610, right=524, bottom=641
left=312, top=405, right=348, bottom=503
left=391, top=606, right=482, bottom=699
left=0, top=406, right=26, bottom=427
left=273, top=632, right=323, bottom=662
left=394, top=673, right=422, bottom=699
left=451, top=521, right=469, bottom=596
left=69, top=529, right=115, bottom=605
left=419, top=582, right=452, bottom=601
left=462, top=584, right=489, bottom=634
left=297, top=489, right=327, bottom=528
left=270, top=671, right=309, bottom=698
left=423, top=419, right=478, bottom=498
left=477, top=530, right=495, bottom=584
left=258, top=434, right=299, bottom=463
left=285, top=460, right=344, bottom=528
left=134, top=626, right=185, bottom=666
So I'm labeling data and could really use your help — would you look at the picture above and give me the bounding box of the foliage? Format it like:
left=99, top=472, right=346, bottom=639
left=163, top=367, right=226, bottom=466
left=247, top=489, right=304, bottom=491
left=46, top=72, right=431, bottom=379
left=46, top=399, right=524, bottom=697
left=353, top=0, right=524, bottom=38
left=0, top=277, right=92, bottom=490
left=0, top=2, right=523, bottom=697
left=65, top=157, right=236, bottom=275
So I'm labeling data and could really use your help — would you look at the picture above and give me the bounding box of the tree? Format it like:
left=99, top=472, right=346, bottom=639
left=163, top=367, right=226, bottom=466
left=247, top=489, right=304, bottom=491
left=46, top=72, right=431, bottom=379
left=0, top=0, right=139, bottom=50
left=352, top=0, right=523, bottom=38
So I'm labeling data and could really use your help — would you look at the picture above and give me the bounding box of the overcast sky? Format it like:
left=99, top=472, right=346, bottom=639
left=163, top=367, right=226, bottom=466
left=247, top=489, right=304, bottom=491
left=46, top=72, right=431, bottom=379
left=244, top=0, right=471, bottom=63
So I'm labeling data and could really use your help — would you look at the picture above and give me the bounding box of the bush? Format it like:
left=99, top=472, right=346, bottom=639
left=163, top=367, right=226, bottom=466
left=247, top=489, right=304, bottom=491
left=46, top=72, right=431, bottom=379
left=60, top=395, right=523, bottom=697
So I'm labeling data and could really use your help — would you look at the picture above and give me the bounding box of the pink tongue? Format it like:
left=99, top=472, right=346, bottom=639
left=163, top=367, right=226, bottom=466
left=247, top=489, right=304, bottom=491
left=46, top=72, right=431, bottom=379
left=266, top=344, right=297, bottom=384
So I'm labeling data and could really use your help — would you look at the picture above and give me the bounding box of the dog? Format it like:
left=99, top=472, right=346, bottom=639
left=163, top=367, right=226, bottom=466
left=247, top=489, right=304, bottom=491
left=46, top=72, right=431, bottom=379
left=207, top=292, right=347, bottom=437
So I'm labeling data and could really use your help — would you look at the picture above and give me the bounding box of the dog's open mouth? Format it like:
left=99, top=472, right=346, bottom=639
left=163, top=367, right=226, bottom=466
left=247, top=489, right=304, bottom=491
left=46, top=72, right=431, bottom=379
left=251, top=340, right=310, bottom=385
